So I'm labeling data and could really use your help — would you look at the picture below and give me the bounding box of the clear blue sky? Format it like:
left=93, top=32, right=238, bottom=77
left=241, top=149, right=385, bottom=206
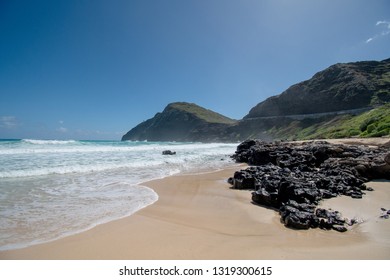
left=0, top=0, right=389, bottom=140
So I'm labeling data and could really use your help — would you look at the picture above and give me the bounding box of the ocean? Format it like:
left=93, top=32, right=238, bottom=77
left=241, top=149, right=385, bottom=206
left=0, top=139, right=239, bottom=251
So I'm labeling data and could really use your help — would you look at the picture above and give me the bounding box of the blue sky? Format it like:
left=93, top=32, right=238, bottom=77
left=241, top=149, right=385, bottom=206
left=0, top=0, right=389, bottom=140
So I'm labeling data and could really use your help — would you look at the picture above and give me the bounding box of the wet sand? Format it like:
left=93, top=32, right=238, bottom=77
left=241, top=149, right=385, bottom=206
left=1, top=164, right=389, bottom=260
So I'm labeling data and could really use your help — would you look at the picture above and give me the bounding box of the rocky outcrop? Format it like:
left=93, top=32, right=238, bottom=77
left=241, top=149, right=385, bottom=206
left=229, top=140, right=390, bottom=231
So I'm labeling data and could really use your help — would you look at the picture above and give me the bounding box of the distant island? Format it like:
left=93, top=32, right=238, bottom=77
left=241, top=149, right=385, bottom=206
left=122, top=58, right=390, bottom=142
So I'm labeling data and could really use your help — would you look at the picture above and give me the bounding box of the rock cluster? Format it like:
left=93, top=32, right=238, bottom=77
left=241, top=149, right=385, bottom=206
left=229, top=140, right=390, bottom=231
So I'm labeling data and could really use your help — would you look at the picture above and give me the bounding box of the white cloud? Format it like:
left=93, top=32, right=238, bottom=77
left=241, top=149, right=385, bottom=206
left=56, top=127, right=68, bottom=133
left=377, top=21, right=390, bottom=36
left=365, top=37, right=373, bottom=43
left=0, top=116, right=19, bottom=129
left=376, top=20, right=390, bottom=27
left=366, top=20, right=390, bottom=43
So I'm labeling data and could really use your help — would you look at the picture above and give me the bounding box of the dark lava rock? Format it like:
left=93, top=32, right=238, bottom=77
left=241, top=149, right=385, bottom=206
left=229, top=140, right=390, bottom=232
left=385, top=154, right=390, bottom=165
left=315, top=208, right=329, bottom=219
left=380, top=208, right=390, bottom=219
left=162, top=150, right=176, bottom=155
left=332, top=225, right=348, bottom=232
left=232, top=169, right=256, bottom=189
left=279, top=200, right=317, bottom=230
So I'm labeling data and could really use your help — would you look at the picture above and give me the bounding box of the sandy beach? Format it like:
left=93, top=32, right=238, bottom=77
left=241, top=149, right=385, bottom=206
left=1, top=159, right=389, bottom=259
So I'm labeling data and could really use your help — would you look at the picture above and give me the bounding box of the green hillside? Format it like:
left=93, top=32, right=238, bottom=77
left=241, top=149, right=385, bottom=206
left=168, top=102, right=237, bottom=124
left=268, top=104, right=390, bottom=140
left=121, top=102, right=237, bottom=142
left=123, top=58, right=390, bottom=143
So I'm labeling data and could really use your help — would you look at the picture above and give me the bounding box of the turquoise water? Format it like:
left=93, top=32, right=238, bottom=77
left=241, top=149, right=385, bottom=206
left=0, top=139, right=238, bottom=250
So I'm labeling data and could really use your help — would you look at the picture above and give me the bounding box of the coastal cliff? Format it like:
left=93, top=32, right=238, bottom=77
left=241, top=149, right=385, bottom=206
left=122, top=58, right=390, bottom=142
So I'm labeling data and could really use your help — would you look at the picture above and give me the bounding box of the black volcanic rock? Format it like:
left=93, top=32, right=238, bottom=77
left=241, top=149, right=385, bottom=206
left=230, top=140, right=390, bottom=231
left=162, top=150, right=176, bottom=155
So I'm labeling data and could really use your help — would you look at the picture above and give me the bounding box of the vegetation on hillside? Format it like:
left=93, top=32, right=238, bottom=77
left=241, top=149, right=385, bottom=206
left=268, top=104, right=390, bottom=140
left=123, top=58, right=389, bottom=142
left=246, top=58, right=390, bottom=119
left=167, top=102, right=237, bottom=124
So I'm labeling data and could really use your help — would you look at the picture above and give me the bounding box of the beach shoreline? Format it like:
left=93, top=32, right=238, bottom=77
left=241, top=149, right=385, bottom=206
left=1, top=165, right=389, bottom=259
left=1, top=138, right=389, bottom=260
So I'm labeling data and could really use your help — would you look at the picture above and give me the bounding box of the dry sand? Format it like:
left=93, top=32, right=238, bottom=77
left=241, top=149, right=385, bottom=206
left=1, top=164, right=389, bottom=260
left=1, top=138, right=389, bottom=260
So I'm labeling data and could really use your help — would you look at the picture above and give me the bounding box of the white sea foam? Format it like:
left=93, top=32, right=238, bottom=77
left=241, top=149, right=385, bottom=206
left=22, top=139, right=78, bottom=145
left=0, top=140, right=239, bottom=250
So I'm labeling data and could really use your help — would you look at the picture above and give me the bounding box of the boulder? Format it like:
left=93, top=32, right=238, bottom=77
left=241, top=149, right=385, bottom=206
left=162, top=150, right=176, bottom=155
left=279, top=202, right=315, bottom=230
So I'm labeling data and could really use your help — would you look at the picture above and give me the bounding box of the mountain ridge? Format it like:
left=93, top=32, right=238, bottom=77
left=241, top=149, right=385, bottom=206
left=245, top=58, right=390, bottom=119
left=122, top=58, right=390, bottom=142
left=121, top=102, right=237, bottom=142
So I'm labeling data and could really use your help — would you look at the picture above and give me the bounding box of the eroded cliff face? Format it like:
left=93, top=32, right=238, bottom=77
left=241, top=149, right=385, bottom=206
left=244, top=58, right=390, bottom=119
